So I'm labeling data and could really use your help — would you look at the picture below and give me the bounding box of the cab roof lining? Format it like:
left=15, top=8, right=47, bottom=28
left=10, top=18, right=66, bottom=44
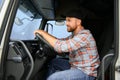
left=20, top=0, right=114, bottom=20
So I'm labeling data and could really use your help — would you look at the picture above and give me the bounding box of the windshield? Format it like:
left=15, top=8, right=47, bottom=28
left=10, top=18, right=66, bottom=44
left=10, top=9, right=41, bottom=40
left=0, top=0, right=4, bottom=12
left=46, top=21, right=71, bottom=38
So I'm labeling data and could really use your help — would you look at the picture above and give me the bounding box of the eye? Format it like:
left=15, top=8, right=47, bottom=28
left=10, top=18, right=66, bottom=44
left=67, top=19, right=71, bottom=22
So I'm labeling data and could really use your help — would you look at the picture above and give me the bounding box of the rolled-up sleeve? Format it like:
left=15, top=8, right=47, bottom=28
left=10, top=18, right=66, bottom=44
left=54, top=33, right=88, bottom=53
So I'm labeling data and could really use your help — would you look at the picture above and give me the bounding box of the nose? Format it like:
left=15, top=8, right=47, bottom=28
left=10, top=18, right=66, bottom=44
left=66, top=21, right=68, bottom=26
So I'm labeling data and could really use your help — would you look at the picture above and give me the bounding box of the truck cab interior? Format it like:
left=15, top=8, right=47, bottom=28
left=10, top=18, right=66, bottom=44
left=1, top=0, right=115, bottom=80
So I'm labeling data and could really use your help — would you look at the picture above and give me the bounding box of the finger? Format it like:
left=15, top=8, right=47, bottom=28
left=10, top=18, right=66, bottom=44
left=34, top=30, right=39, bottom=36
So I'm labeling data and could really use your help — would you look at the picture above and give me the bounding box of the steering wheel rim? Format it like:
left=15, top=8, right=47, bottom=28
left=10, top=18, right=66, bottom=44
left=35, top=33, right=54, bottom=50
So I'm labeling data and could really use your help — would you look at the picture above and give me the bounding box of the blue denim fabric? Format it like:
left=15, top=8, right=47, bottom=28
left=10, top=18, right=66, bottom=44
left=47, top=58, right=95, bottom=80
left=47, top=68, right=95, bottom=80
left=47, top=58, right=70, bottom=77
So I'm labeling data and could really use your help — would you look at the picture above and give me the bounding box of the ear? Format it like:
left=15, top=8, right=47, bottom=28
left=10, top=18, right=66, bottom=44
left=77, top=19, right=81, bottom=25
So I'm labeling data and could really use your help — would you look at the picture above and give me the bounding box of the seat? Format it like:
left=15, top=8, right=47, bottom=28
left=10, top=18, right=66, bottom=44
left=96, top=49, right=114, bottom=80
left=95, top=20, right=114, bottom=80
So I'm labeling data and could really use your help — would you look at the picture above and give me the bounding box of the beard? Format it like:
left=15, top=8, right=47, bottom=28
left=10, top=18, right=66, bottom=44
left=67, top=26, right=74, bottom=32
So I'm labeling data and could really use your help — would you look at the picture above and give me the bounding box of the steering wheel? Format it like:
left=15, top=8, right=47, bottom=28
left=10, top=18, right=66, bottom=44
left=36, top=33, right=57, bottom=57
left=35, top=33, right=54, bottom=50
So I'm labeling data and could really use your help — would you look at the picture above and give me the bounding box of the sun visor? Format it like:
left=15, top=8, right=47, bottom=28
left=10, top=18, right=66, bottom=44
left=19, top=0, right=42, bottom=19
left=31, top=0, right=55, bottom=20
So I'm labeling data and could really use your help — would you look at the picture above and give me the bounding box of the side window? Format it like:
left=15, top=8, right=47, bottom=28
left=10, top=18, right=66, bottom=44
left=10, top=9, right=41, bottom=40
left=0, top=0, right=4, bottom=12
left=46, top=21, right=71, bottom=38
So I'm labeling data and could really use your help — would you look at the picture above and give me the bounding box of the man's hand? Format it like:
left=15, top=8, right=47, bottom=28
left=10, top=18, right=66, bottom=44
left=34, top=30, right=44, bottom=35
left=34, top=30, right=57, bottom=47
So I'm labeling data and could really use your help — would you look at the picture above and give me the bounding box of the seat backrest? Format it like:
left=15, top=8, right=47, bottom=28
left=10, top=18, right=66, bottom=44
left=96, top=49, right=114, bottom=80
left=95, top=20, right=114, bottom=80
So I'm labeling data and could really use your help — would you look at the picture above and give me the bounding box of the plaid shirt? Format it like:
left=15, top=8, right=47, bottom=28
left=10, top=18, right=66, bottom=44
left=54, top=29, right=100, bottom=77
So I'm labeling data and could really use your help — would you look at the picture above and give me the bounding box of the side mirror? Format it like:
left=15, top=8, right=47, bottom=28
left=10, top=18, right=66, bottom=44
left=14, top=17, right=23, bottom=26
left=14, top=17, right=34, bottom=26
